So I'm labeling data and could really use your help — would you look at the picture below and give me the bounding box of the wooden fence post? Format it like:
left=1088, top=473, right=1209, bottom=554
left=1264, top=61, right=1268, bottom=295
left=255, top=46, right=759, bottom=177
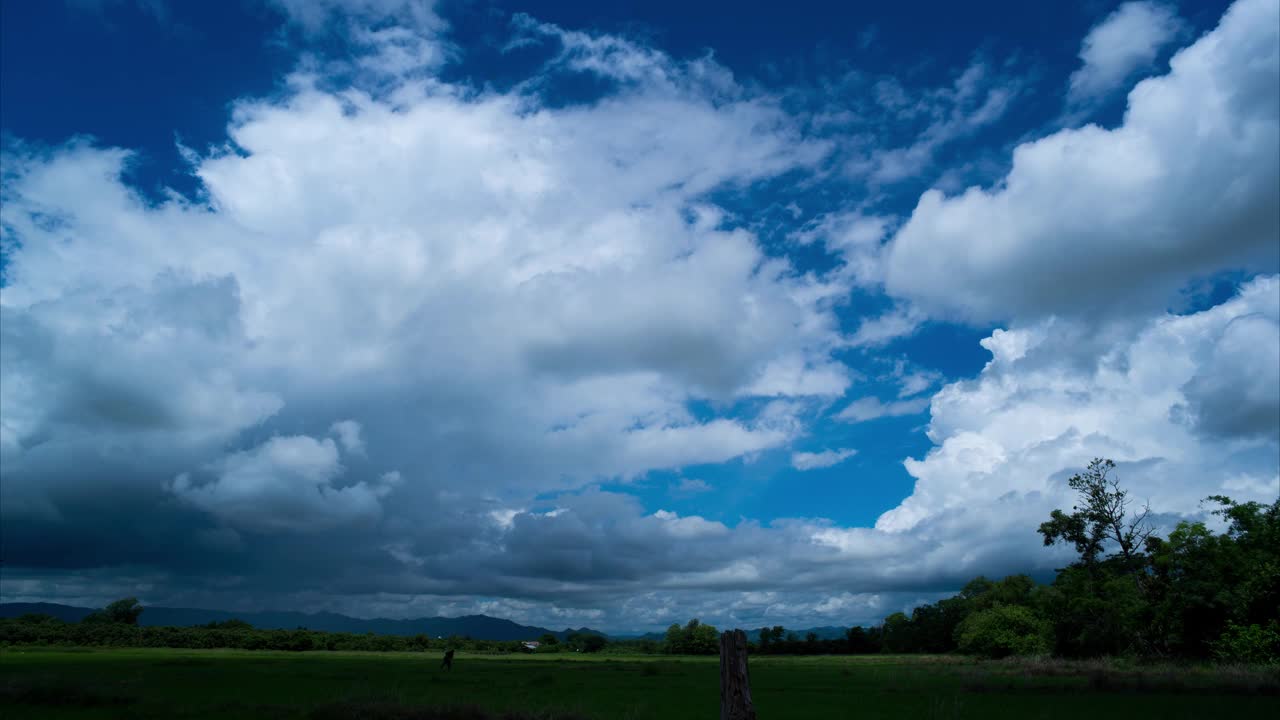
left=720, top=629, right=757, bottom=720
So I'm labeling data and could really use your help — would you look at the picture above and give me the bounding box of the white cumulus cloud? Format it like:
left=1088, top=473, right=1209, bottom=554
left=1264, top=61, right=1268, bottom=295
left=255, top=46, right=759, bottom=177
left=881, top=275, right=1280, bottom=534
left=886, top=0, right=1278, bottom=322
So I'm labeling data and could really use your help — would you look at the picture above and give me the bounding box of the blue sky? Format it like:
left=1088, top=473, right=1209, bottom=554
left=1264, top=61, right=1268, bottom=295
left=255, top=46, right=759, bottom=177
left=1, top=0, right=1276, bottom=631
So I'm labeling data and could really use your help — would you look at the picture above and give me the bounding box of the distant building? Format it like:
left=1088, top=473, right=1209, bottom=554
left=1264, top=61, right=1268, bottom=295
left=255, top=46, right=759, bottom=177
left=521, top=641, right=540, bottom=650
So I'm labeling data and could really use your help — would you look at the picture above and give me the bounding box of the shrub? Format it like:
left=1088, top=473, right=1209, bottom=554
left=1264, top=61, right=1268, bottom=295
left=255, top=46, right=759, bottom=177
left=82, top=598, right=144, bottom=626
left=1212, top=622, right=1280, bottom=665
left=955, top=606, right=1051, bottom=659
left=663, top=619, right=719, bottom=655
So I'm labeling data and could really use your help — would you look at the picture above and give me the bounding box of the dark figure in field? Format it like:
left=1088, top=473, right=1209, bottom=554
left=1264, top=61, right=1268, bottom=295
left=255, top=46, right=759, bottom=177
left=441, top=649, right=454, bottom=671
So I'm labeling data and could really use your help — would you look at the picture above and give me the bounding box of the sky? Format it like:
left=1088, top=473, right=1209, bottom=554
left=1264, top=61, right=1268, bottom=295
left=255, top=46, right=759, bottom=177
left=0, top=0, right=1276, bottom=633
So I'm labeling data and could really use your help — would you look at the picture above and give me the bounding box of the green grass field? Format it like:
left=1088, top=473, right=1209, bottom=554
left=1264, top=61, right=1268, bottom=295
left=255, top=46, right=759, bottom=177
left=2, top=648, right=1277, bottom=719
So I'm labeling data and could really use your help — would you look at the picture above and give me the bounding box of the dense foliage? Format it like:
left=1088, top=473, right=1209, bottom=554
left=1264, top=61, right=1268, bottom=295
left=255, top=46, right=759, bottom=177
left=752, top=626, right=882, bottom=655
left=954, top=606, right=1050, bottom=658
left=662, top=619, right=721, bottom=654
left=846, top=460, right=1280, bottom=662
left=659, top=459, right=1279, bottom=662
left=81, top=597, right=144, bottom=626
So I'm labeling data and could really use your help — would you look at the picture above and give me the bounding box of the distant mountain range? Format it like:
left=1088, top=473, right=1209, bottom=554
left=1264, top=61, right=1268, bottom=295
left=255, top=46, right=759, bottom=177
left=2, top=602, right=860, bottom=642
left=620, top=625, right=854, bottom=642
left=0, top=602, right=604, bottom=642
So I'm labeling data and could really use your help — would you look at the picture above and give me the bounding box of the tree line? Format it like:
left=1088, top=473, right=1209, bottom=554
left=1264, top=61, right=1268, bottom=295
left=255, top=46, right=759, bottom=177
left=866, top=460, right=1278, bottom=662
left=834, top=460, right=1277, bottom=662
left=2, top=460, right=1275, bottom=662
left=0, top=600, right=610, bottom=654
left=654, top=460, right=1278, bottom=662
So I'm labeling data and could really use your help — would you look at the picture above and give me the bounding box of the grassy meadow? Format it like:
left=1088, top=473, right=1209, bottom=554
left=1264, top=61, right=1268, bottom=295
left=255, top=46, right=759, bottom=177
left=2, top=647, right=1277, bottom=719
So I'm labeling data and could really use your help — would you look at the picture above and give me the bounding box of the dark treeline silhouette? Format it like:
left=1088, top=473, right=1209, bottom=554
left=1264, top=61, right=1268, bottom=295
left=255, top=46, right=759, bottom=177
left=0, top=603, right=599, bottom=641
left=656, top=460, right=1279, bottom=662
left=819, top=460, right=1277, bottom=662
left=2, top=460, right=1275, bottom=662
left=752, top=625, right=883, bottom=655
left=0, top=613, right=612, bottom=655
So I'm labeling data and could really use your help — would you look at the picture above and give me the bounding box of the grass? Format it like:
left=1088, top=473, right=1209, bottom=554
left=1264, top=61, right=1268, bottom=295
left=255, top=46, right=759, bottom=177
left=1, top=647, right=1276, bottom=719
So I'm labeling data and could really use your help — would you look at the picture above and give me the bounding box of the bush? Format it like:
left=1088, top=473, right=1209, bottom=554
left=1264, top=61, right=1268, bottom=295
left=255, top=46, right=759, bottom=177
left=955, top=606, right=1051, bottom=659
left=663, top=619, right=719, bottom=655
left=82, top=598, right=144, bottom=626
left=1212, top=622, right=1280, bottom=665
left=579, top=635, right=607, bottom=653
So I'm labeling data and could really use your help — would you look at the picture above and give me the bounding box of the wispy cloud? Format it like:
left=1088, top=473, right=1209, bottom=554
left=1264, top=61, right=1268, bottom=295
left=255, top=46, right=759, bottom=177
left=835, top=396, right=930, bottom=423
left=670, top=478, right=712, bottom=496
left=1067, top=1, right=1185, bottom=109
left=891, top=362, right=942, bottom=398
left=791, top=448, right=858, bottom=470
left=847, top=305, right=925, bottom=348
left=849, top=60, right=1022, bottom=185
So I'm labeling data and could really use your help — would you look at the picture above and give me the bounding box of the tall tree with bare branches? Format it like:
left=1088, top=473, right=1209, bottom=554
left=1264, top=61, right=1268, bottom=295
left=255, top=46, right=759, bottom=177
left=1038, top=458, right=1153, bottom=572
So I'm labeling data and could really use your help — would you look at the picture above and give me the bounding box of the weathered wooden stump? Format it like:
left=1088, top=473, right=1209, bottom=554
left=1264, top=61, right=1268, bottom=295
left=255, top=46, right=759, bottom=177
left=719, top=629, right=757, bottom=720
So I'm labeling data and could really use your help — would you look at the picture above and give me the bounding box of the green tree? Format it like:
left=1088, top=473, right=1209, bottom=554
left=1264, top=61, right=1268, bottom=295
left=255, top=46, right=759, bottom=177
left=880, top=612, right=913, bottom=653
left=15, top=613, right=61, bottom=625
left=664, top=619, right=719, bottom=655
left=970, top=574, right=1038, bottom=611
left=579, top=634, right=608, bottom=653
left=1205, top=495, right=1280, bottom=628
left=845, top=626, right=876, bottom=654
left=663, top=623, right=685, bottom=654
left=1040, top=565, right=1146, bottom=657
left=1037, top=459, right=1157, bottom=656
left=1211, top=621, right=1280, bottom=665
left=959, top=576, right=994, bottom=600
left=204, top=619, right=252, bottom=630
left=907, top=596, right=972, bottom=653
left=83, top=597, right=144, bottom=626
left=955, top=605, right=1050, bottom=658
left=1038, top=459, right=1151, bottom=572
left=1145, top=495, right=1280, bottom=657
left=687, top=619, right=720, bottom=654
left=803, top=632, right=819, bottom=654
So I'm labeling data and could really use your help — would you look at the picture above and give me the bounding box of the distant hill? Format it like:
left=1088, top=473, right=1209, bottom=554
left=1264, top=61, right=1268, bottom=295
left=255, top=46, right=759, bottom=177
left=614, top=625, right=855, bottom=642
left=0, top=603, right=604, bottom=642
left=0, top=602, right=94, bottom=624
left=788, top=626, right=852, bottom=641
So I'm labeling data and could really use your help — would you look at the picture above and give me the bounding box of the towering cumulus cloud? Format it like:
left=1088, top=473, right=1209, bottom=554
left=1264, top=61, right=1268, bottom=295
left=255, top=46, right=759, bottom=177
left=883, top=276, right=1279, bottom=535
